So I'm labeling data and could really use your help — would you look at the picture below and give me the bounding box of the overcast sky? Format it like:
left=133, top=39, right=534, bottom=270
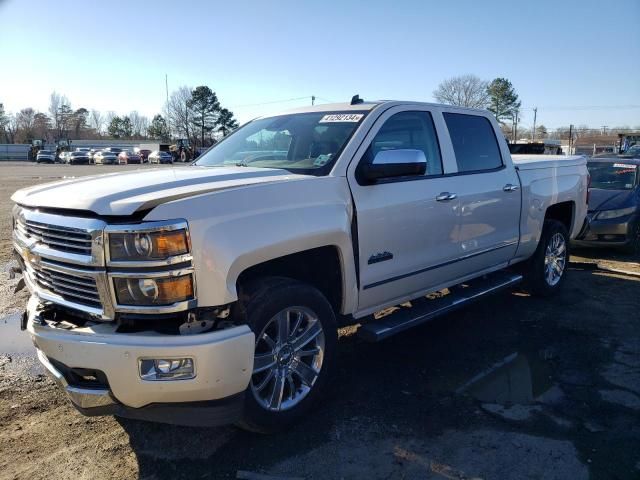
left=0, top=0, right=638, bottom=129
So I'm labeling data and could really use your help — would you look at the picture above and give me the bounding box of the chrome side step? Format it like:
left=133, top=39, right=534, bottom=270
left=357, top=271, right=523, bottom=342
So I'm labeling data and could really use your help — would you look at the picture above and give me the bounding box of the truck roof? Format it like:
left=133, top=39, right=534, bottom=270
left=260, top=100, right=491, bottom=119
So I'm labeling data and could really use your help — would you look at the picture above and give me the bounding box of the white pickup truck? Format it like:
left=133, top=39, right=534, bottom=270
left=12, top=99, right=588, bottom=432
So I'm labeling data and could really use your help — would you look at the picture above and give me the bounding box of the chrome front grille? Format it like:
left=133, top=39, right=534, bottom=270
left=13, top=207, right=112, bottom=319
left=22, top=220, right=93, bottom=254
left=13, top=206, right=196, bottom=321
left=32, top=263, right=101, bottom=308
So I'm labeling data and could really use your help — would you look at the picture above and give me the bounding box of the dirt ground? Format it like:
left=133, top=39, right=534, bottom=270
left=1, top=162, right=639, bottom=479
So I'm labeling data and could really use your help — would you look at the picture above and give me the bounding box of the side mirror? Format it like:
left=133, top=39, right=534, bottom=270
left=360, top=149, right=427, bottom=183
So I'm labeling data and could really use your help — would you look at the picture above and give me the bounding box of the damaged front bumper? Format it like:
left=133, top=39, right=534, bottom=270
left=26, top=296, right=255, bottom=426
left=573, top=213, right=638, bottom=248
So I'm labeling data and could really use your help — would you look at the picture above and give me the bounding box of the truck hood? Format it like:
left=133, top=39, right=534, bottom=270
left=588, top=188, right=637, bottom=212
left=12, top=166, right=301, bottom=216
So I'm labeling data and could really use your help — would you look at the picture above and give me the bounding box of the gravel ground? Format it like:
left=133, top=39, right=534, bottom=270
left=1, top=162, right=639, bottom=479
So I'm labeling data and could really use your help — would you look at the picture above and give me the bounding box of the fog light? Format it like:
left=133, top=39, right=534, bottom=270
left=139, top=358, right=195, bottom=381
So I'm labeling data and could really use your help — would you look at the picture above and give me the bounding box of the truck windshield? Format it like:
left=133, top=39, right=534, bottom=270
left=194, top=111, right=367, bottom=174
left=588, top=162, right=638, bottom=190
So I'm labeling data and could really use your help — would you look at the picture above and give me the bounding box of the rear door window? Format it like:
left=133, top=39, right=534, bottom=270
left=444, top=113, right=503, bottom=173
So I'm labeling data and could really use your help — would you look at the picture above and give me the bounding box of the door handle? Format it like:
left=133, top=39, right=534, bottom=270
left=436, top=192, right=457, bottom=201
left=503, top=184, right=519, bottom=192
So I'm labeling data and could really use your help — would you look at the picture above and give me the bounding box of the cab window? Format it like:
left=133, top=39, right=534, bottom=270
left=363, top=111, right=443, bottom=176
left=444, top=113, right=503, bottom=172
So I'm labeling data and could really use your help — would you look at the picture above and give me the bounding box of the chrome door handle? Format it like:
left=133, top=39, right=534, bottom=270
left=503, top=184, right=519, bottom=192
left=436, top=192, right=457, bottom=201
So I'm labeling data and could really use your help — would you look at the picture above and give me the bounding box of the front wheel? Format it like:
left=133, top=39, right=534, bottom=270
left=235, top=277, right=338, bottom=433
left=523, top=220, right=570, bottom=296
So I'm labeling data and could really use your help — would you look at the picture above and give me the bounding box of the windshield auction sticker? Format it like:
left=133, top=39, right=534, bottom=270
left=319, top=114, right=364, bottom=123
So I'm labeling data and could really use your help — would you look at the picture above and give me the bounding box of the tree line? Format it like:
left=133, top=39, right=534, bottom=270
left=433, top=74, right=524, bottom=141
left=432, top=74, right=639, bottom=142
left=0, top=85, right=239, bottom=147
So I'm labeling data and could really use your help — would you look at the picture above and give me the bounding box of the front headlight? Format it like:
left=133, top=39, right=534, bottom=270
left=108, top=225, right=190, bottom=261
left=114, top=274, right=194, bottom=305
left=596, top=206, right=636, bottom=220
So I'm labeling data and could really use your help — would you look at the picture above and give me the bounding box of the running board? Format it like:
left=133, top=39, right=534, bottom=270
left=357, top=271, right=523, bottom=342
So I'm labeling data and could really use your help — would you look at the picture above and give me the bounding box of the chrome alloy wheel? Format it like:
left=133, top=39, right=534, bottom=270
left=544, top=232, right=567, bottom=286
left=251, top=306, right=325, bottom=412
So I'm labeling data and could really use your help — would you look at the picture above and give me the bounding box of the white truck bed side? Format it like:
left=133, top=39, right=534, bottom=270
left=513, top=155, right=588, bottom=262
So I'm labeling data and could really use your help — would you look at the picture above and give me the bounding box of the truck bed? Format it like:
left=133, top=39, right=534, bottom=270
left=512, top=154, right=586, bottom=170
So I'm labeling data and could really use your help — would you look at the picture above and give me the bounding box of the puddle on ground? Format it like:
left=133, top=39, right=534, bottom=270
left=456, top=352, right=554, bottom=404
left=0, top=312, right=33, bottom=355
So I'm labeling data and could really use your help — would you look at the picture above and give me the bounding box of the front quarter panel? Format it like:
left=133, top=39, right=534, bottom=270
left=144, top=176, right=357, bottom=313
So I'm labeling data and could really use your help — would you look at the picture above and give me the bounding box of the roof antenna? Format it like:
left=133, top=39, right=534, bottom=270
left=350, top=94, right=364, bottom=105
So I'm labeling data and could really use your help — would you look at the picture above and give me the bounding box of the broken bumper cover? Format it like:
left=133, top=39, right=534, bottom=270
left=26, top=296, right=255, bottom=426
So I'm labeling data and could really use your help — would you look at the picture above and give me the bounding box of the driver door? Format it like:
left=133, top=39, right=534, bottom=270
left=347, top=107, right=462, bottom=314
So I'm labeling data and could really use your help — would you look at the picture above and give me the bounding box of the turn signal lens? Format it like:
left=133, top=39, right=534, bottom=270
left=114, top=274, right=194, bottom=306
left=109, top=228, right=189, bottom=261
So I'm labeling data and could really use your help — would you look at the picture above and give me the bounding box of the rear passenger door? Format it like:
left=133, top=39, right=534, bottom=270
left=441, top=111, right=521, bottom=272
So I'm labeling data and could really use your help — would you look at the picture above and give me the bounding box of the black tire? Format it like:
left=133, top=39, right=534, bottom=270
left=523, top=220, right=570, bottom=297
left=621, top=221, right=640, bottom=256
left=234, top=277, right=338, bottom=434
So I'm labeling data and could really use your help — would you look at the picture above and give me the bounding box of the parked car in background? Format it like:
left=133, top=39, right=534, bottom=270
left=137, top=149, right=152, bottom=163
left=619, top=145, right=640, bottom=159
left=75, top=147, right=91, bottom=154
left=574, top=158, right=640, bottom=253
left=67, top=150, right=91, bottom=165
left=87, top=149, right=97, bottom=164
left=58, top=151, right=71, bottom=164
left=118, top=150, right=142, bottom=165
left=148, top=150, right=173, bottom=164
left=35, top=150, right=55, bottom=163
left=93, top=150, right=119, bottom=165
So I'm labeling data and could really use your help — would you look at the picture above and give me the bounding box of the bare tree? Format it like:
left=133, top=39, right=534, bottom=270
left=139, top=116, right=149, bottom=138
left=33, top=113, right=52, bottom=141
left=0, top=102, right=9, bottom=138
left=433, top=74, right=489, bottom=108
left=105, top=110, right=117, bottom=127
left=129, top=111, right=149, bottom=139
left=4, top=113, right=18, bottom=143
left=89, top=109, right=103, bottom=136
left=48, top=91, right=71, bottom=140
left=16, top=108, right=36, bottom=141
left=166, top=86, right=193, bottom=140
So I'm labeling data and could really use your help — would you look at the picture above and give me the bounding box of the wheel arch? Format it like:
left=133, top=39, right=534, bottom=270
left=544, top=201, right=575, bottom=234
left=235, top=245, right=348, bottom=315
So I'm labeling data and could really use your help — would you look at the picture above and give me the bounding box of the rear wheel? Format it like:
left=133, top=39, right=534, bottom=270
left=524, top=220, right=569, bottom=296
left=235, top=277, right=337, bottom=433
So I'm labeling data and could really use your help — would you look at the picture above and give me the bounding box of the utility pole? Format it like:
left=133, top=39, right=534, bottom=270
left=601, top=125, right=608, bottom=136
left=532, top=107, right=537, bottom=142
left=311, top=95, right=315, bottom=106
left=568, top=124, right=573, bottom=155
left=513, top=110, right=519, bottom=143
